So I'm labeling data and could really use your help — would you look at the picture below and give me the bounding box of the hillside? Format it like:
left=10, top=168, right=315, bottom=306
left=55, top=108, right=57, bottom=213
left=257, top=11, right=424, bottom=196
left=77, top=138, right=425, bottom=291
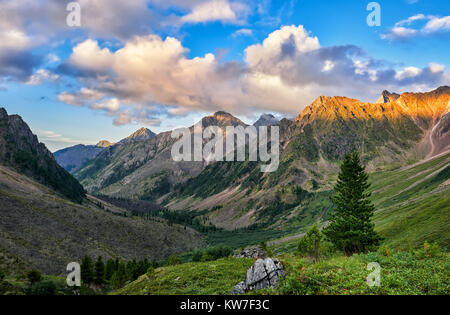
left=0, top=108, right=85, bottom=202
left=0, top=108, right=204, bottom=275
left=0, top=164, right=204, bottom=274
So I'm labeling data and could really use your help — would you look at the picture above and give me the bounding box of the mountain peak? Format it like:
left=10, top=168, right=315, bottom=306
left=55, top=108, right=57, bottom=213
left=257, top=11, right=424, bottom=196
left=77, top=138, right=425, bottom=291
left=254, top=114, right=279, bottom=127
left=96, top=140, right=114, bottom=148
left=120, top=127, right=156, bottom=144
left=201, top=111, right=247, bottom=128
left=376, top=90, right=400, bottom=104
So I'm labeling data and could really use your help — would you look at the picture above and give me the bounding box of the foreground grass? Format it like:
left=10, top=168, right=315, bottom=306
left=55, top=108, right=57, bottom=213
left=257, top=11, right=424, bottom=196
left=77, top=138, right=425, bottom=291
left=113, top=246, right=449, bottom=295
left=278, top=250, right=449, bottom=295
left=113, top=257, right=254, bottom=295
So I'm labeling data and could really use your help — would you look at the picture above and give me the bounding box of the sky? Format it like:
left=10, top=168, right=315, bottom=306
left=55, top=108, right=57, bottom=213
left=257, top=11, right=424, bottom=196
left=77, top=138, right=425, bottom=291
left=0, top=0, right=449, bottom=151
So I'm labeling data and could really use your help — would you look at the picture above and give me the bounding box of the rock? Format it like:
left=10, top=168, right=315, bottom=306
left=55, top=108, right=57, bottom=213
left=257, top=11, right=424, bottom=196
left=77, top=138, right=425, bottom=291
left=231, top=281, right=246, bottom=295
left=232, top=258, right=285, bottom=294
left=234, top=246, right=268, bottom=259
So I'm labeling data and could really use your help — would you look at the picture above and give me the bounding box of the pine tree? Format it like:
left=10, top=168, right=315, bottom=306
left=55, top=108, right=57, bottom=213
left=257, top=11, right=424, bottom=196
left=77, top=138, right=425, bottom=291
left=94, top=256, right=105, bottom=285
left=80, top=255, right=94, bottom=285
left=104, top=259, right=116, bottom=283
left=323, top=152, right=382, bottom=255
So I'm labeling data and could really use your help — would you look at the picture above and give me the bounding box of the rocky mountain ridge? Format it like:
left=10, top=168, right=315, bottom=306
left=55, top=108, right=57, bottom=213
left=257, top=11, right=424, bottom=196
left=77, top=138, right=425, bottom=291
left=0, top=108, right=85, bottom=202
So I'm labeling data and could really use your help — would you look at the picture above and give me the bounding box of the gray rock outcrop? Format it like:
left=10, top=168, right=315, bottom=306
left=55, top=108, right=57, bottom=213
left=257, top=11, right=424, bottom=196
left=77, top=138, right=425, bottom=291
left=232, top=258, right=285, bottom=294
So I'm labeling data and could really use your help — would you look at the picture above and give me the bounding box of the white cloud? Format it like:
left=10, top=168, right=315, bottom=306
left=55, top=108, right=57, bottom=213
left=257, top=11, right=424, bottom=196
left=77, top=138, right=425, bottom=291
left=395, top=66, right=422, bottom=80
left=57, top=25, right=449, bottom=123
left=69, top=39, right=114, bottom=73
left=181, top=0, right=237, bottom=23
left=423, top=16, right=450, bottom=33
left=25, top=69, right=59, bottom=85
left=232, top=28, right=253, bottom=37
left=36, top=129, right=94, bottom=152
left=90, top=98, right=121, bottom=112
left=382, top=14, right=450, bottom=40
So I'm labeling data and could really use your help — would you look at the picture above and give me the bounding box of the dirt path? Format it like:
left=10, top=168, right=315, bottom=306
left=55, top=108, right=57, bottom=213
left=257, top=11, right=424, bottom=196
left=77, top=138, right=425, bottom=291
left=392, top=163, right=449, bottom=198
left=426, top=120, right=440, bottom=159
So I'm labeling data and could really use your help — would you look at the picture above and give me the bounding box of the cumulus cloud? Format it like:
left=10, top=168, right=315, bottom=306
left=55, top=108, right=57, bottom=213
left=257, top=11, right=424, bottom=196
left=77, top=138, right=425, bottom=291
left=25, top=69, right=59, bottom=85
left=232, top=28, right=253, bottom=37
left=382, top=14, right=450, bottom=40
left=181, top=0, right=237, bottom=23
left=57, top=25, right=448, bottom=124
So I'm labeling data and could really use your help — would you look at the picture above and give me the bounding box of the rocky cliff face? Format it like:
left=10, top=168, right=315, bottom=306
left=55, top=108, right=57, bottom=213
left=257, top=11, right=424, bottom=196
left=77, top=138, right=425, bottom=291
left=0, top=108, right=85, bottom=202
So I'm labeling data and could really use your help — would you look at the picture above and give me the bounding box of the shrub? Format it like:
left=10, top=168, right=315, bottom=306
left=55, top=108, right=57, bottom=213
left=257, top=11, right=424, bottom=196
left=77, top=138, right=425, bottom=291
left=297, top=224, right=322, bottom=261
left=378, top=245, right=391, bottom=257
left=26, top=270, right=42, bottom=285
left=31, top=280, right=56, bottom=295
left=192, top=245, right=233, bottom=262
left=146, top=266, right=155, bottom=278
left=167, top=255, right=182, bottom=266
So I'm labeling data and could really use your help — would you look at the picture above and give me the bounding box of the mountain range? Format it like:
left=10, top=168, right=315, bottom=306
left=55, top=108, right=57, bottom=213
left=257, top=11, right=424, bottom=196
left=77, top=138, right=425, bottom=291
left=0, top=86, right=448, bottom=274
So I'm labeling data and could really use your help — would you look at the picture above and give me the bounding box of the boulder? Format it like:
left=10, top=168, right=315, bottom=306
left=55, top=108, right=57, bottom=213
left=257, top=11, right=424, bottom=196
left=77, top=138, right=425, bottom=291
left=234, top=246, right=268, bottom=259
left=232, top=258, right=285, bottom=294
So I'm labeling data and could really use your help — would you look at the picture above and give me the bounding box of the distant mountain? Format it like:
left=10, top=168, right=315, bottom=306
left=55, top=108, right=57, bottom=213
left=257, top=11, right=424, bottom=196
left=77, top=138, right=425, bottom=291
left=120, top=127, right=156, bottom=144
left=253, top=114, right=279, bottom=127
left=0, top=108, right=85, bottom=202
left=74, top=111, right=246, bottom=198
left=54, top=144, right=105, bottom=173
left=201, top=111, right=247, bottom=128
left=96, top=140, right=114, bottom=148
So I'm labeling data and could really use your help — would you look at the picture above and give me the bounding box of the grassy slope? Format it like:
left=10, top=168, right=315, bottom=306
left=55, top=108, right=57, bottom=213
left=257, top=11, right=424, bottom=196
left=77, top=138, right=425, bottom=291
left=0, top=165, right=205, bottom=275
left=113, top=250, right=449, bottom=295
left=370, top=152, right=450, bottom=250
left=278, top=251, right=449, bottom=295
left=113, top=258, right=254, bottom=295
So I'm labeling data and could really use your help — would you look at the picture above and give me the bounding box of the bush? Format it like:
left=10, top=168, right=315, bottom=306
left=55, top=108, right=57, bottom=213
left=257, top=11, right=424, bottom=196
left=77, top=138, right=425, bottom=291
left=167, top=255, right=182, bottom=266
left=146, top=266, right=155, bottom=278
left=192, top=245, right=233, bottom=262
left=0, top=270, right=5, bottom=280
left=297, top=225, right=322, bottom=261
left=26, top=270, right=42, bottom=284
left=31, top=280, right=56, bottom=295
left=414, top=242, right=443, bottom=259
left=378, top=245, right=391, bottom=257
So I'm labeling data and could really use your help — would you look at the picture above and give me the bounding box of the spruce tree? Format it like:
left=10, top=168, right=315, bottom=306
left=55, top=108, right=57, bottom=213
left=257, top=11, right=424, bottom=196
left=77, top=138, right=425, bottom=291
left=94, top=256, right=105, bottom=285
left=80, top=255, right=94, bottom=285
left=323, top=152, right=382, bottom=255
left=104, top=259, right=116, bottom=282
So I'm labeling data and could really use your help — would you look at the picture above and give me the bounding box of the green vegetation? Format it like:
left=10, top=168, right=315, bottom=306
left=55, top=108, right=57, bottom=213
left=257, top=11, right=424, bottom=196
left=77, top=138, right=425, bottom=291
left=279, top=244, right=449, bottom=295
left=192, top=245, right=233, bottom=262
left=113, top=257, right=254, bottom=295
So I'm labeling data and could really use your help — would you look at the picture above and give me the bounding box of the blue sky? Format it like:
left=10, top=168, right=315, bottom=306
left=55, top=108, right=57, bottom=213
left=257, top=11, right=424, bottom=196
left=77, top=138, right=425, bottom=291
left=0, top=0, right=449, bottom=151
